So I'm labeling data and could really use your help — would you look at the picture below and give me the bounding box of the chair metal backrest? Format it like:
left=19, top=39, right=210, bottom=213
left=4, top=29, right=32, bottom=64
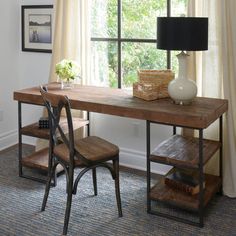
left=40, top=87, right=76, bottom=162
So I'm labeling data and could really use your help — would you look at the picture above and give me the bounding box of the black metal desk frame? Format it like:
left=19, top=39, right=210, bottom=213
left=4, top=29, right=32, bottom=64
left=146, top=116, right=223, bottom=227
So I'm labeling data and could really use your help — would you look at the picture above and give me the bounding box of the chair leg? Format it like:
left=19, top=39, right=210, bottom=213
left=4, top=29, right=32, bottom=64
left=41, top=164, right=56, bottom=211
left=52, top=166, right=57, bottom=187
left=113, top=158, right=123, bottom=217
left=92, top=168, right=97, bottom=196
left=63, top=172, right=74, bottom=235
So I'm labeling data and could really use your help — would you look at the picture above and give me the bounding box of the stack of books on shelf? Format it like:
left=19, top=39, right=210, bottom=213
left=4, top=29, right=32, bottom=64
left=164, top=168, right=205, bottom=195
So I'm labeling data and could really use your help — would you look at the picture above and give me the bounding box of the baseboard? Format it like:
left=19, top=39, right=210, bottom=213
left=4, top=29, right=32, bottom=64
left=0, top=129, right=18, bottom=151
left=22, top=136, right=37, bottom=146
left=0, top=131, right=37, bottom=151
left=120, top=147, right=172, bottom=175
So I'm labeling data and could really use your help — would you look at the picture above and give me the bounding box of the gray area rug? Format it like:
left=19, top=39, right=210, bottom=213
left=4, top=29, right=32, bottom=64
left=0, top=145, right=236, bottom=236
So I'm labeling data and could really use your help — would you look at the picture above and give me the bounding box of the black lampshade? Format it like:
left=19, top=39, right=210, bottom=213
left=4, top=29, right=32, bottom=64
left=157, top=17, right=208, bottom=51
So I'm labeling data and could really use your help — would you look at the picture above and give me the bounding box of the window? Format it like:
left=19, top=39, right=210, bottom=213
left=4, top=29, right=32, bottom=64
left=90, top=0, right=187, bottom=88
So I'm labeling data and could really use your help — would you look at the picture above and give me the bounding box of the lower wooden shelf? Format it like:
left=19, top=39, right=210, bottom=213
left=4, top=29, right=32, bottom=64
left=21, top=147, right=64, bottom=173
left=149, top=174, right=221, bottom=211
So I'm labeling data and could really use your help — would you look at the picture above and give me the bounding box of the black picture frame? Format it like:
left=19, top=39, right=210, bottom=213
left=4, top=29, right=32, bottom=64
left=21, top=5, right=53, bottom=53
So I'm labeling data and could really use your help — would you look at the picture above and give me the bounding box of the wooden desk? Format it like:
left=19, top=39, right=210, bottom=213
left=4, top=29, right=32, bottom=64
left=14, top=82, right=227, bottom=128
left=14, top=82, right=228, bottom=227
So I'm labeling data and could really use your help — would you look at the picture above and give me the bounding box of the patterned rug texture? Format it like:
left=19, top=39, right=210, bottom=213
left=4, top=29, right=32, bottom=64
left=0, top=145, right=236, bottom=236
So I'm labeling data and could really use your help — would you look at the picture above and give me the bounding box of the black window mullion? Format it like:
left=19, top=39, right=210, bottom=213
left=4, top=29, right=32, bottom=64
left=117, top=0, right=122, bottom=88
left=91, top=38, right=156, bottom=43
left=167, top=0, right=171, bottom=69
left=167, top=0, right=171, bottom=16
left=91, top=38, right=118, bottom=42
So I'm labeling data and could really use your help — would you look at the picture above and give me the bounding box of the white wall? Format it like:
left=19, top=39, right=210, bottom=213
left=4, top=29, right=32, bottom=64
left=18, top=0, right=53, bottom=145
left=0, top=0, right=53, bottom=149
left=0, top=0, right=171, bottom=174
left=91, top=113, right=172, bottom=174
left=0, top=1, right=21, bottom=149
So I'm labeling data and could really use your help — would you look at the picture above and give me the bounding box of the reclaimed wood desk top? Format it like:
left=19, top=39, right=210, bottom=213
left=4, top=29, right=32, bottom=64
left=14, top=82, right=228, bottom=129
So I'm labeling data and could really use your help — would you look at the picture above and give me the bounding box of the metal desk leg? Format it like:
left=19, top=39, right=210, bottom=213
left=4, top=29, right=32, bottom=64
left=17, top=102, right=56, bottom=186
left=87, top=111, right=90, bottom=136
left=146, top=120, right=151, bottom=213
left=219, top=115, right=223, bottom=194
left=198, top=128, right=204, bottom=227
left=18, top=102, right=23, bottom=177
left=173, top=125, right=176, bottom=135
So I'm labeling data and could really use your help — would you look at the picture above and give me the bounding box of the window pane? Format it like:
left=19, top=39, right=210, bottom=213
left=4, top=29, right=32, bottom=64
left=90, top=41, right=118, bottom=87
left=171, top=0, right=187, bottom=17
left=171, top=0, right=187, bottom=77
left=122, top=43, right=167, bottom=88
left=91, top=0, right=117, bottom=38
left=122, top=0, right=167, bottom=39
left=171, top=51, right=181, bottom=78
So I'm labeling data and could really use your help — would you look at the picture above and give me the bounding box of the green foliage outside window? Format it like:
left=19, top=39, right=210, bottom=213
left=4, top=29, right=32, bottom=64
left=91, top=0, right=187, bottom=88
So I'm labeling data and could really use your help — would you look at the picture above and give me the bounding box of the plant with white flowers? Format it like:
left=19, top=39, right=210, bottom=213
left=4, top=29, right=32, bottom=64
left=55, top=59, right=80, bottom=82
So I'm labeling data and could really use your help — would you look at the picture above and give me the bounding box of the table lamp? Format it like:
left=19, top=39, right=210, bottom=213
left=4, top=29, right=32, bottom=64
left=157, top=17, right=208, bottom=105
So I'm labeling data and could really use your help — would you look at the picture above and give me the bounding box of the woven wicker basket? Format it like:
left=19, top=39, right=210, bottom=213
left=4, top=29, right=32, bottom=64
left=133, top=70, right=175, bottom=100
left=133, top=82, right=159, bottom=101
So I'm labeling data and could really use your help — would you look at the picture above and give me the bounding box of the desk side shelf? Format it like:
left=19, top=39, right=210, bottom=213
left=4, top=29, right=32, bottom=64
left=150, top=135, right=221, bottom=169
left=150, top=174, right=221, bottom=211
left=19, top=117, right=89, bottom=183
left=148, top=133, right=222, bottom=226
left=21, top=123, right=50, bottom=139
left=19, top=126, right=63, bottom=180
left=21, top=117, right=89, bottom=140
left=21, top=147, right=63, bottom=173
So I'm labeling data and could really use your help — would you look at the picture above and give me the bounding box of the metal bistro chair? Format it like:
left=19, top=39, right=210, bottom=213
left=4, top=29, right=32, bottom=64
left=40, top=87, right=122, bottom=235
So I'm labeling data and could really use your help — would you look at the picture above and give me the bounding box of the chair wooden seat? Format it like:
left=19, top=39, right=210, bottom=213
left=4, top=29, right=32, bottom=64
left=54, top=136, right=119, bottom=166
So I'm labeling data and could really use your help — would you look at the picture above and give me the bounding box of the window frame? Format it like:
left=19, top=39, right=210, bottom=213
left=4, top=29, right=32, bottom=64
left=91, top=0, right=172, bottom=88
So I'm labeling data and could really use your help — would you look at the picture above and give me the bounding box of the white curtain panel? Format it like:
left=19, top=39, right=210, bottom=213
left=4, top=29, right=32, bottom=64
left=36, top=0, right=91, bottom=150
left=220, top=0, right=236, bottom=197
left=49, top=0, right=91, bottom=84
left=188, top=0, right=236, bottom=197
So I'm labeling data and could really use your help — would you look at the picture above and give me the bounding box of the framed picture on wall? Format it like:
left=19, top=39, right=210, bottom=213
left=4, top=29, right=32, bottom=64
left=21, top=5, right=53, bottom=53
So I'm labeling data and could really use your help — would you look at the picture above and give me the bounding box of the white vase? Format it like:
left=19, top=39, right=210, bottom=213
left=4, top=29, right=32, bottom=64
left=168, top=51, right=197, bottom=105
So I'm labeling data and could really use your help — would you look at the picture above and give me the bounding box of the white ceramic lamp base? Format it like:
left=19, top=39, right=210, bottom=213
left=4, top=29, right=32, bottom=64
left=168, top=51, right=197, bottom=105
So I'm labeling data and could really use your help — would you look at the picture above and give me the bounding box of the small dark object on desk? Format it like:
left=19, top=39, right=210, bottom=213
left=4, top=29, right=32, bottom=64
left=38, top=117, right=49, bottom=129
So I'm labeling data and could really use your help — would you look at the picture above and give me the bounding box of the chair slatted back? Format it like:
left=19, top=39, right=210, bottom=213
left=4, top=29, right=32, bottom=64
left=40, top=86, right=90, bottom=166
left=40, top=87, right=74, bottom=145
